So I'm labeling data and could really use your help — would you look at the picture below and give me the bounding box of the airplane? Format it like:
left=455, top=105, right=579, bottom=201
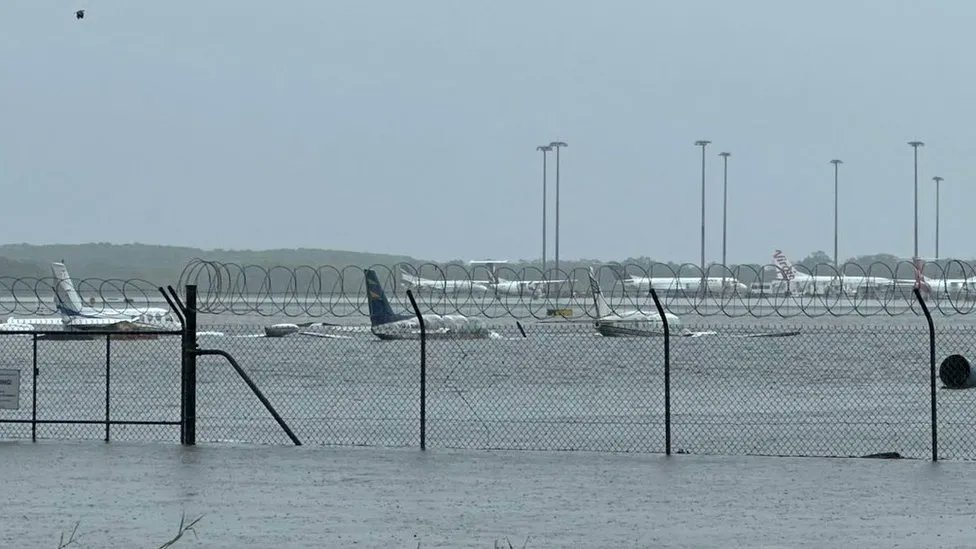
left=608, top=264, right=748, bottom=295
left=397, top=266, right=492, bottom=295
left=588, top=268, right=682, bottom=336
left=770, top=250, right=941, bottom=296
left=482, top=270, right=574, bottom=298
left=770, top=250, right=850, bottom=296
left=365, top=269, right=494, bottom=340
left=464, top=260, right=568, bottom=298
left=3, top=262, right=177, bottom=332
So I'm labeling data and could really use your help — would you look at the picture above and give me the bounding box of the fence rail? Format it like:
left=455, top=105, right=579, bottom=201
left=0, top=330, right=182, bottom=442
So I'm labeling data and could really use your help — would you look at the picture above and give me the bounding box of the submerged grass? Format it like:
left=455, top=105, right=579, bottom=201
left=53, top=513, right=204, bottom=549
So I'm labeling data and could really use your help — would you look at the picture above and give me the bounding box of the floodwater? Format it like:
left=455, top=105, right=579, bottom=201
left=2, top=305, right=976, bottom=547
left=1, top=441, right=974, bottom=548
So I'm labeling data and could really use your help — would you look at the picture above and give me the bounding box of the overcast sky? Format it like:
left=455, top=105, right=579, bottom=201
left=3, top=1, right=974, bottom=264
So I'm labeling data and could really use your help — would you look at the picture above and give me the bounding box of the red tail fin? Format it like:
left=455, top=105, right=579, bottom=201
left=772, top=250, right=796, bottom=281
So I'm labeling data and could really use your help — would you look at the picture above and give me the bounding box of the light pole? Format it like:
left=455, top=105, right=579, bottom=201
left=719, top=152, right=731, bottom=270
left=549, top=141, right=568, bottom=273
left=830, top=159, right=842, bottom=267
left=695, top=140, right=710, bottom=277
left=536, top=145, right=552, bottom=273
left=908, top=141, right=924, bottom=287
left=934, top=176, right=943, bottom=259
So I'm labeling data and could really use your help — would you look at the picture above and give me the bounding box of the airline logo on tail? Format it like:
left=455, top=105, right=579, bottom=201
left=364, top=269, right=406, bottom=326
left=772, top=250, right=796, bottom=281
left=913, top=259, right=931, bottom=293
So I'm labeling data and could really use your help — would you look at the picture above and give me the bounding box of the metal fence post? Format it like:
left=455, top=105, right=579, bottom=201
left=105, top=334, right=111, bottom=442
left=183, top=285, right=198, bottom=445
left=31, top=334, right=37, bottom=442
left=406, top=289, right=426, bottom=451
left=914, top=288, right=937, bottom=461
left=649, top=288, right=671, bottom=456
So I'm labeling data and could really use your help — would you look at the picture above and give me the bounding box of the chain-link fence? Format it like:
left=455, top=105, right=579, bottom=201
left=192, top=324, right=418, bottom=446
left=181, top=320, right=948, bottom=460
left=189, top=322, right=665, bottom=452
left=8, top=305, right=976, bottom=461
left=671, top=324, right=932, bottom=458
left=0, top=331, right=181, bottom=441
left=934, top=326, right=976, bottom=460
left=424, top=323, right=664, bottom=452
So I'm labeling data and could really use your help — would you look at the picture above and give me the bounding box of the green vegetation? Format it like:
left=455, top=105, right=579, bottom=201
left=0, top=243, right=419, bottom=282
left=0, top=243, right=966, bottom=287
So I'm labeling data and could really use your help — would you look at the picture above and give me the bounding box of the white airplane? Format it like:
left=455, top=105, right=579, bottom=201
left=770, top=250, right=935, bottom=296
left=588, top=268, right=681, bottom=336
left=365, top=269, right=494, bottom=340
left=464, top=260, right=575, bottom=299
left=770, top=250, right=848, bottom=296
left=397, top=266, right=491, bottom=295
left=482, top=270, right=573, bottom=298
left=610, top=265, right=747, bottom=295
left=3, top=262, right=177, bottom=331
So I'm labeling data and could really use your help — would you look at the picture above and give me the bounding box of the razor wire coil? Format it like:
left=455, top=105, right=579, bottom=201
left=173, top=258, right=976, bottom=319
left=4, top=258, right=976, bottom=319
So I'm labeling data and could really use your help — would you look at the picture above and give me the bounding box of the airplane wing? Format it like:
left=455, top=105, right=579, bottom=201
left=299, top=331, right=352, bottom=340
left=4, top=316, right=65, bottom=327
left=526, top=279, right=574, bottom=287
left=681, top=329, right=801, bottom=338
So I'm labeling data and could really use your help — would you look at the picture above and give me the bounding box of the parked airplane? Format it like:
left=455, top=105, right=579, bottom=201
left=4, top=262, right=177, bottom=331
left=365, top=269, right=493, bottom=340
left=398, top=267, right=491, bottom=295
left=588, top=268, right=681, bottom=336
left=483, top=271, right=574, bottom=298
left=770, top=250, right=935, bottom=296
left=609, top=264, right=747, bottom=295
left=464, top=260, right=568, bottom=298
left=770, top=250, right=848, bottom=295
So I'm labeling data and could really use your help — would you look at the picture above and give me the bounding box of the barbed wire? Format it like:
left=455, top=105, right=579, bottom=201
left=0, top=275, right=160, bottom=316
left=173, top=258, right=976, bottom=319
left=4, top=258, right=976, bottom=319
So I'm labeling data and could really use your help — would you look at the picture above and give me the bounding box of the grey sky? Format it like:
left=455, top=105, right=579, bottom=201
left=3, top=1, right=974, bottom=264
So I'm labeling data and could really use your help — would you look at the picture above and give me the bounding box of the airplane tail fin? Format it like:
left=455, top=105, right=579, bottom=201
left=52, top=262, right=85, bottom=316
left=588, top=268, right=612, bottom=317
left=397, top=265, right=420, bottom=287
left=772, top=250, right=796, bottom=281
left=914, top=259, right=931, bottom=294
left=605, top=263, right=632, bottom=282
left=364, top=269, right=402, bottom=327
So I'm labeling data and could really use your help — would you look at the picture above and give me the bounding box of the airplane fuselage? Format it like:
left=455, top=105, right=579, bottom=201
left=402, top=275, right=491, bottom=295
left=594, top=310, right=682, bottom=337
left=624, top=276, right=746, bottom=294
left=369, top=314, right=491, bottom=340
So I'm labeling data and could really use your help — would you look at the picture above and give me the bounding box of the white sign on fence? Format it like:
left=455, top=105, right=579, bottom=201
left=0, top=369, right=21, bottom=410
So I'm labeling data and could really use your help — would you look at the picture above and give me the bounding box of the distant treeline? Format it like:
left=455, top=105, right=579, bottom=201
left=0, top=243, right=417, bottom=283
left=0, top=244, right=969, bottom=290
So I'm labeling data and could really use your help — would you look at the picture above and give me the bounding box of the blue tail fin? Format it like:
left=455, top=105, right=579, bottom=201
left=364, top=269, right=405, bottom=326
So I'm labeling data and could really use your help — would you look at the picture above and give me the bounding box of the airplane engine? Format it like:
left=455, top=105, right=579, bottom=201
left=939, top=354, right=976, bottom=389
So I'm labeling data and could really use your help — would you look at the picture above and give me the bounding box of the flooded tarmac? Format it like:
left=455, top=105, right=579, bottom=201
left=1, top=441, right=973, bottom=548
